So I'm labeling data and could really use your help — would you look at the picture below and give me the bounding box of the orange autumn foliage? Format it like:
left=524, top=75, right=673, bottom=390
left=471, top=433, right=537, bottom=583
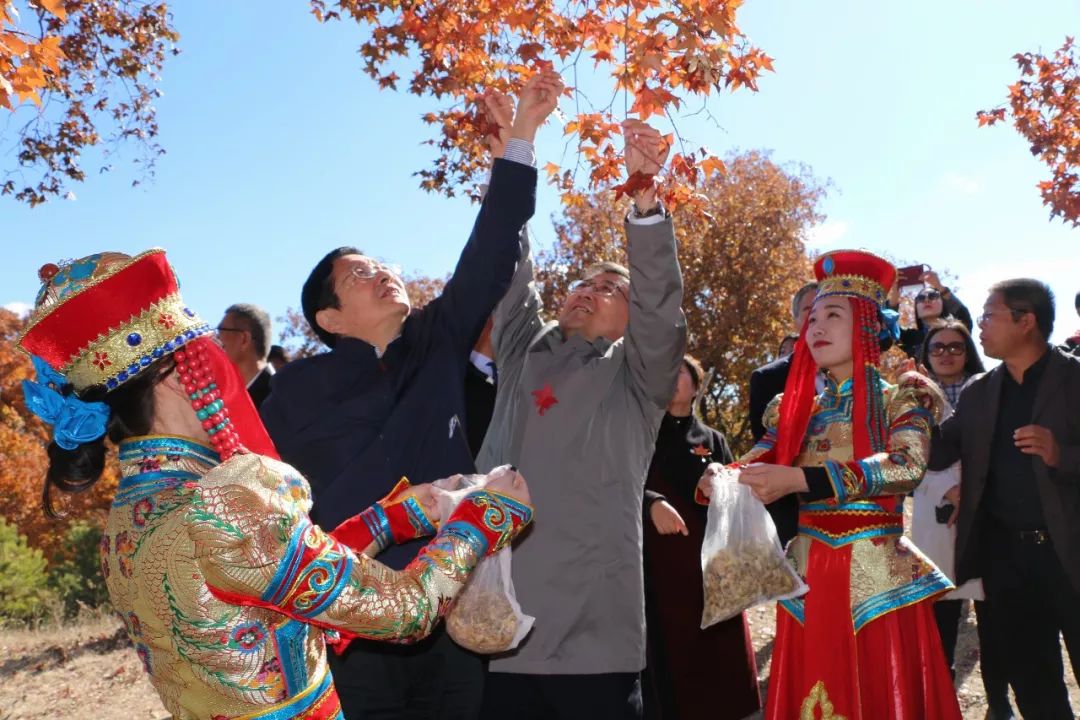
left=0, top=0, right=67, bottom=109
left=313, top=0, right=773, bottom=209
left=1, top=0, right=180, bottom=206
left=0, top=309, right=117, bottom=563
left=978, top=37, right=1080, bottom=227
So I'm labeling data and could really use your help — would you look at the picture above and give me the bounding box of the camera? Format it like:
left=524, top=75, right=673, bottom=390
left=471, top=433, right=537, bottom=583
left=935, top=502, right=955, bottom=525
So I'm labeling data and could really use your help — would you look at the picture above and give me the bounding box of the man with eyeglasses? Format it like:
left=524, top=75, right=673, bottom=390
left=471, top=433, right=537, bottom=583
left=930, top=278, right=1080, bottom=719
left=259, top=71, right=563, bottom=719
left=474, top=119, right=685, bottom=720
left=216, top=303, right=274, bottom=409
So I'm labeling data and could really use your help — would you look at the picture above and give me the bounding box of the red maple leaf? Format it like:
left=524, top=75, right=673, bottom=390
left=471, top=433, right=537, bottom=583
left=531, top=383, right=559, bottom=416
left=691, top=444, right=711, bottom=457
left=612, top=171, right=656, bottom=201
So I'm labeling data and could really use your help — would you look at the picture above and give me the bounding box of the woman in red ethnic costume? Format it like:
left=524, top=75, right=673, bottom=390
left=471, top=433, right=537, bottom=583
left=700, top=250, right=962, bottom=719
left=17, top=250, right=534, bottom=720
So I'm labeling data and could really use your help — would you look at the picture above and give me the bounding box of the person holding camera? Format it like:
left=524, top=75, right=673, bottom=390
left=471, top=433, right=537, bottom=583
left=891, top=269, right=974, bottom=359
left=909, top=321, right=1013, bottom=719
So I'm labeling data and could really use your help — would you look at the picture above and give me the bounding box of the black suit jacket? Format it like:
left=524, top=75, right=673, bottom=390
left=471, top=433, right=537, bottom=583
left=463, top=363, right=497, bottom=459
left=748, top=354, right=791, bottom=442
left=930, top=348, right=1080, bottom=593
left=747, top=354, right=798, bottom=546
left=247, top=366, right=273, bottom=409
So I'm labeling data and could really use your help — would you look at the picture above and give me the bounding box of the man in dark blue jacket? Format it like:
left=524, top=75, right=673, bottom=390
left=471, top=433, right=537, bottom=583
left=260, top=71, right=563, bottom=719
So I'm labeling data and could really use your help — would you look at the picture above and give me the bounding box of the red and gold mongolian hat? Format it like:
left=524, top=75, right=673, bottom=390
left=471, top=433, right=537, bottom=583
left=770, top=249, right=898, bottom=470
left=18, top=250, right=211, bottom=392
left=812, top=249, right=895, bottom=309
left=17, top=250, right=276, bottom=460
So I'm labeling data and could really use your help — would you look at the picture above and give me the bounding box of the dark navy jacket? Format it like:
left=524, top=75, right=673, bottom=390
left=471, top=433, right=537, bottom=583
left=261, top=158, right=536, bottom=568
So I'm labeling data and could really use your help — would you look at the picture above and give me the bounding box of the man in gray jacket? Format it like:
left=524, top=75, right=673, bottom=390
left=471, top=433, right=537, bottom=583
left=477, top=119, right=686, bottom=720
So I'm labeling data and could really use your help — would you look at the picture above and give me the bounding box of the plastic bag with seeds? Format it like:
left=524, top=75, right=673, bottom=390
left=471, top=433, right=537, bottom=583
left=700, top=464, right=808, bottom=628
left=432, top=468, right=534, bottom=654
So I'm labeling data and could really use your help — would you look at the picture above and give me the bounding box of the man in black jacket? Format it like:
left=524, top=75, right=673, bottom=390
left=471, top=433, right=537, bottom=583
left=747, top=281, right=817, bottom=546
left=930, top=278, right=1080, bottom=719
left=260, top=71, right=563, bottom=719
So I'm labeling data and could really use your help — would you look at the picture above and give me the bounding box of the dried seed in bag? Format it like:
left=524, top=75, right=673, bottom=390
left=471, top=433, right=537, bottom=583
left=702, top=543, right=800, bottom=625
left=446, top=589, right=518, bottom=653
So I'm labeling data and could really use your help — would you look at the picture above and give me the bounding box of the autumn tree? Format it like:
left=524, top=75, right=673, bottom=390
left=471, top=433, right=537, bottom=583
left=1, top=0, right=179, bottom=206
left=536, top=150, right=823, bottom=453
left=313, top=0, right=772, bottom=206
left=978, top=37, right=1079, bottom=227
left=278, top=272, right=447, bottom=359
left=0, top=309, right=117, bottom=563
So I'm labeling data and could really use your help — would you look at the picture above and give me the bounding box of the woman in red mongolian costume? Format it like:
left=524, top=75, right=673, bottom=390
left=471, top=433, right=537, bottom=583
left=17, top=250, right=533, bottom=720
left=702, top=250, right=963, bottom=719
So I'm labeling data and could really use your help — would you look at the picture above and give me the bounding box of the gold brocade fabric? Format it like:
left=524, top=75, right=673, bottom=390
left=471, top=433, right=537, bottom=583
left=103, top=435, right=480, bottom=720
left=743, top=374, right=952, bottom=631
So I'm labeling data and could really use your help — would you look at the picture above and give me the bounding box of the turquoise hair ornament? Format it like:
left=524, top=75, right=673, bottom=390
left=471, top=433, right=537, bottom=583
left=21, top=355, right=110, bottom=450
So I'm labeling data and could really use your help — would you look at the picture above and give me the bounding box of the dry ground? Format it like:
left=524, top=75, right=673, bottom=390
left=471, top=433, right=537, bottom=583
left=3, top=605, right=1078, bottom=719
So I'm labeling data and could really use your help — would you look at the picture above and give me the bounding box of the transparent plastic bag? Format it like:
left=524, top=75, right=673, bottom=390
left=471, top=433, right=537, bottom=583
left=432, top=467, right=534, bottom=653
left=700, top=464, right=808, bottom=628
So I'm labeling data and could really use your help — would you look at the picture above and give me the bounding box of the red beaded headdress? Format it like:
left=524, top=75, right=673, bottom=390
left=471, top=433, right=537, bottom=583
left=18, top=250, right=277, bottom=461
left=766, top=250, right=896, bottom=477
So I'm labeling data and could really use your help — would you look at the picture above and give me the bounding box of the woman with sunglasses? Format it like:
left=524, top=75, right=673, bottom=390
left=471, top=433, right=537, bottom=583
left=897, top=271, right=974, bottom=359
left=911, top=322, right=1014, bottom=718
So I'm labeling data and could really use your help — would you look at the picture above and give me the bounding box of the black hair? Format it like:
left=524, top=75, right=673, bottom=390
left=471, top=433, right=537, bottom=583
left=268, top=344, right=288, bottom=364
left=990, top=278, right=1055, bottom=341
left=919, top=320, right=985, bottom=381
left=301, top=247, right=362, bottom=349
left=224, top=303, right=272, bottom=360
left=777, top=333, right=799, bottom=356
left=43, top=358, right=174, bottom=518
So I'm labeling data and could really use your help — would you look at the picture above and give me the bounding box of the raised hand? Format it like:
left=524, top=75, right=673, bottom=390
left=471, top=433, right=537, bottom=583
left=482, top=90, right=514, bottom=159
left=510, top=68, right=564, bottom=143
left=920, top=270, right=944, bottom=292
left=622, top=119, right=669, bottom=211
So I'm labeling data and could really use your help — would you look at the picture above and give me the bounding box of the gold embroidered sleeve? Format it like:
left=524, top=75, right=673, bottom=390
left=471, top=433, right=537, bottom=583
left=813, top=373, right=943, bottom=503
left=739, top=394, right=782, bottom=464
left=187, top=454, right=530, bottom=644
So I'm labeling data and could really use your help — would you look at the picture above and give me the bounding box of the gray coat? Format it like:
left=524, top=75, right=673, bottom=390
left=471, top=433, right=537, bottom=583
left=477, top=216, right=686, bottom=674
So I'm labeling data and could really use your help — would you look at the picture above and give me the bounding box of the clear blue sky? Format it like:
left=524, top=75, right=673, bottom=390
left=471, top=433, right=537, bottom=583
left=3, top=0, right=1077, bottom=348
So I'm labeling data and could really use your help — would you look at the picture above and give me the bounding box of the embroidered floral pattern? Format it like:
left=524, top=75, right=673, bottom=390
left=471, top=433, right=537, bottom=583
left=92, top=351, right=112, bottom=370
left=99, top=533, right=111, bottom=580
left=115, top=531, right=136, bottom=578
left=157, top=312, right=176, bottom=330
left=132, top=497, right=154, bottom=527
left=229, top=622, right=267, bottom=653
